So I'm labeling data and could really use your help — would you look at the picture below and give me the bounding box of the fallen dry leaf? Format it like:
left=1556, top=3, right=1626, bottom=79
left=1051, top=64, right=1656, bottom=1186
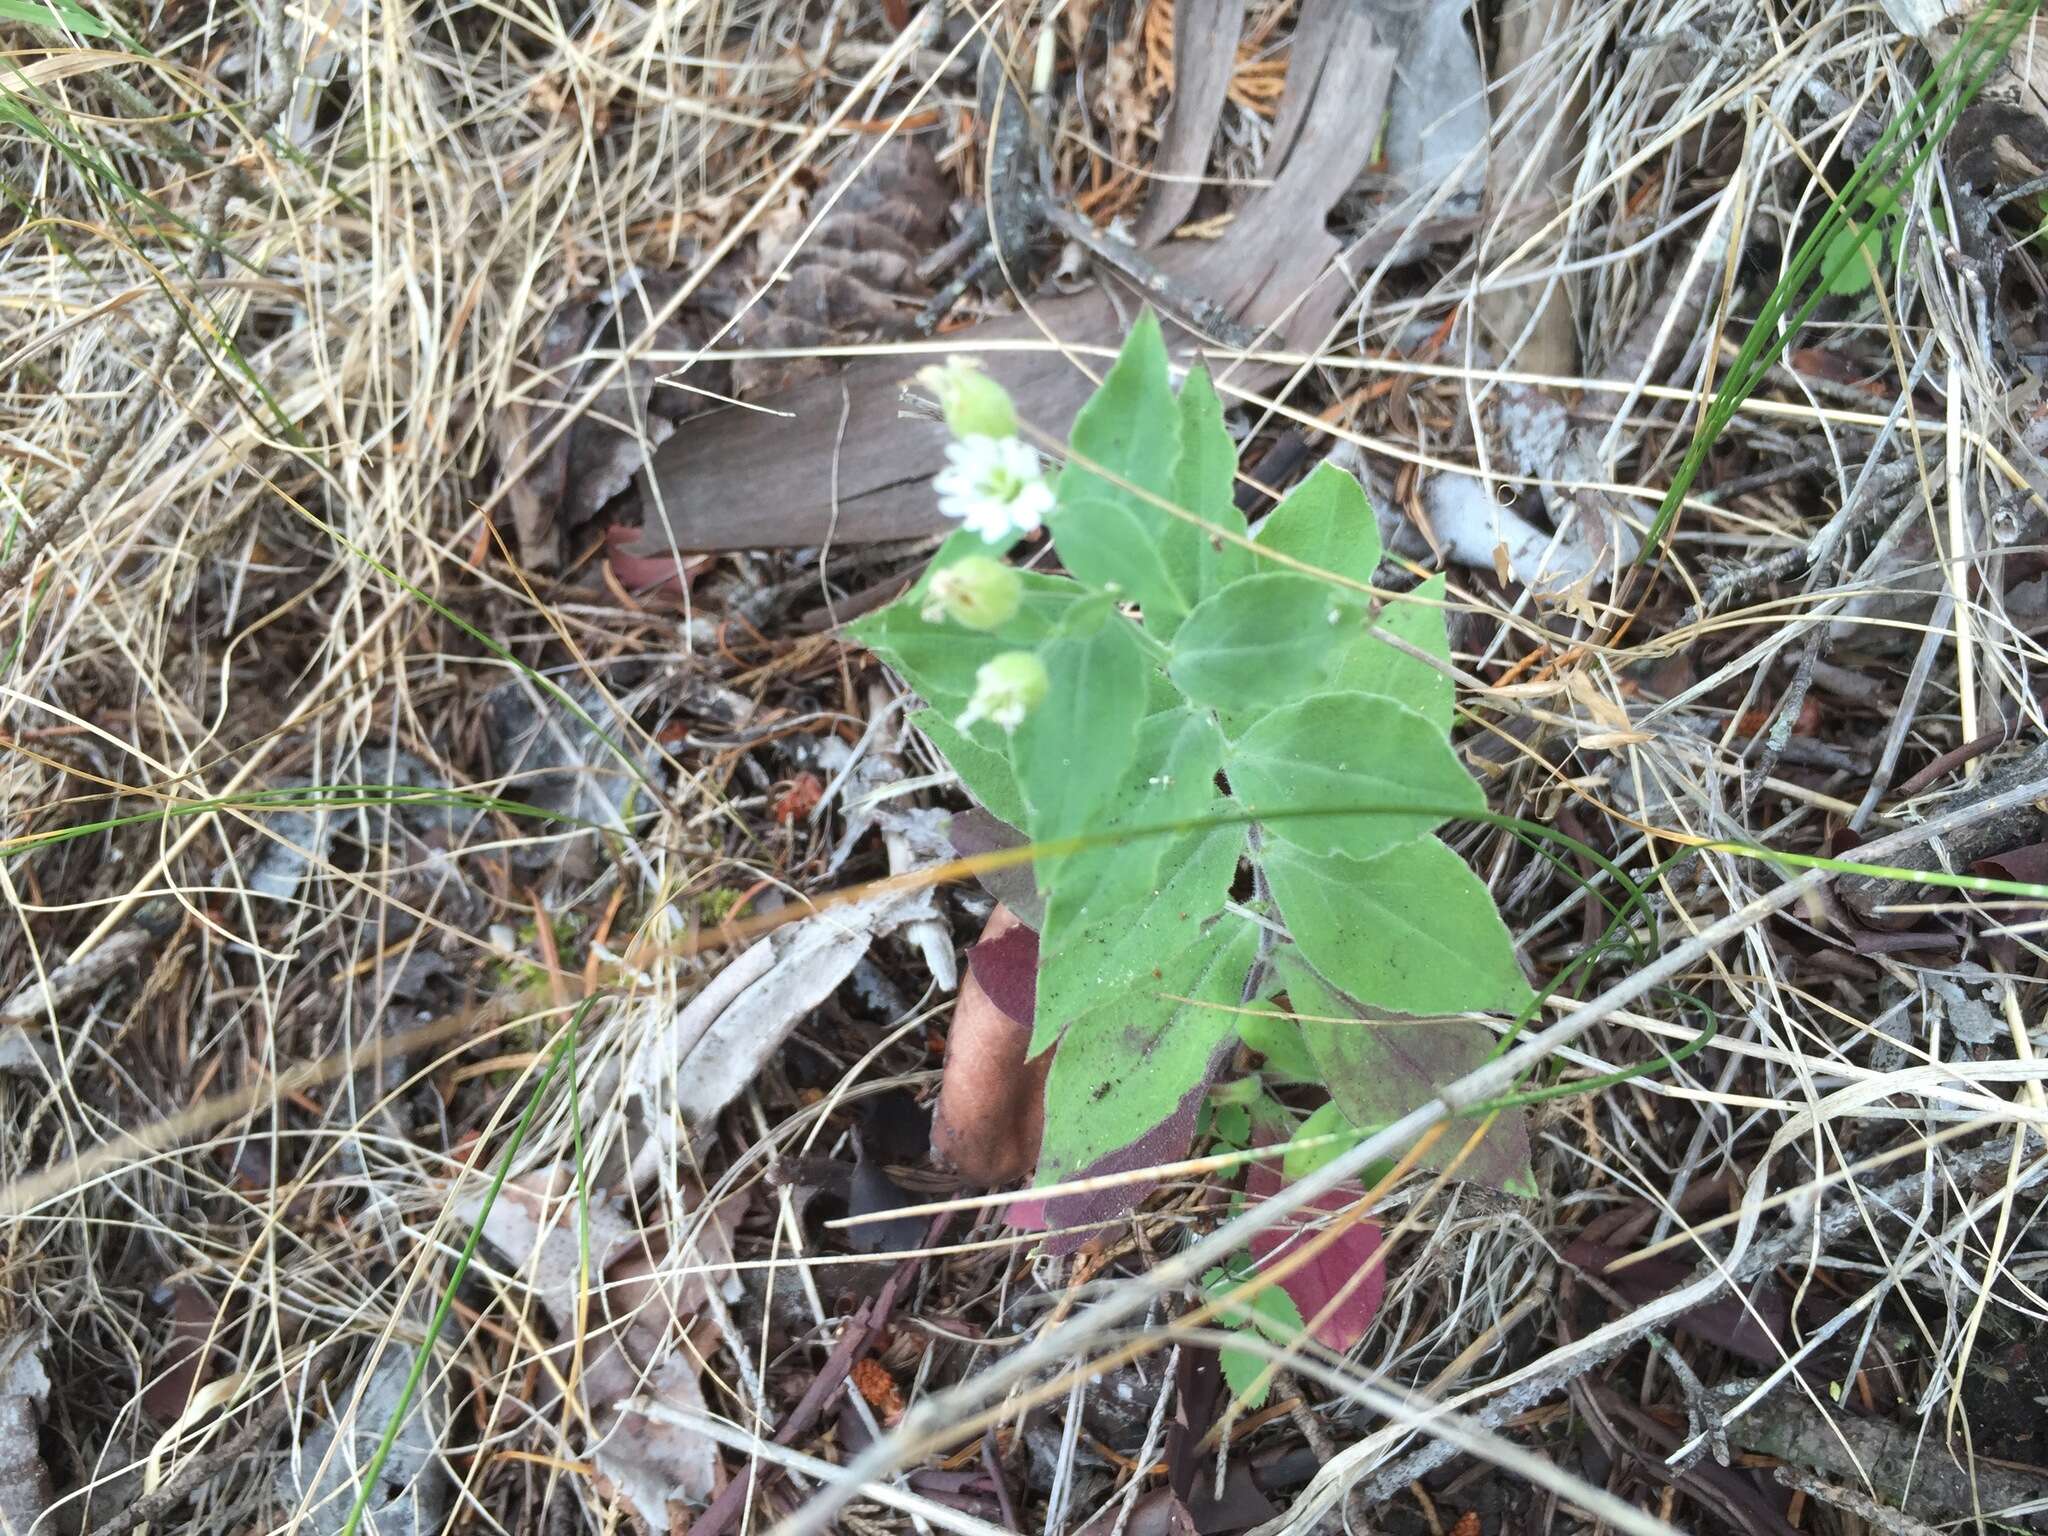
left=626, top=888, right=939, bottom=1174
left=279, top=1339, right=451, bottom=1536
left=141, top=1282, right=218, bottom=1424
left=458, top=1165, right=746, bottom=1528
left=0, top=1329, right=49, bottom=1534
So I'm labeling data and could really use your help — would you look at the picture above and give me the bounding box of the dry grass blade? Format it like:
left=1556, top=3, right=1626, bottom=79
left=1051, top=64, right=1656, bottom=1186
left=8, top=0, right=2048, bottom=1533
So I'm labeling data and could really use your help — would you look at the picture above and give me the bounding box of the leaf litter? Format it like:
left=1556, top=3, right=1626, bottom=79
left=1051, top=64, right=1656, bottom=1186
left=14, top=1, right=2048, bottom=1535
left=455, top=1165, right=746, bottom=1528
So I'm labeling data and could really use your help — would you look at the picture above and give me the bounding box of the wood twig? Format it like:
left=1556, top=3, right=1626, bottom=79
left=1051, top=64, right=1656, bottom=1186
left=1343, top=1133, right=2043, bottom=1511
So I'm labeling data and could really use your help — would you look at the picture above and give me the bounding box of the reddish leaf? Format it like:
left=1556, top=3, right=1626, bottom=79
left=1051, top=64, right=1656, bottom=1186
left=1041, top=1074, right=1217, bottom=1256
left=1974, top=842, right=2048, bottom=892
left=1244, top=1159, right=1385, bottom=1351
left=1563, top=1237, right=1787, bottom=1364
left=966, top=923, right=1038, bottom=1026
left=932, top=907, right=1049, bottom=1186
left=142, top=1283, right=217, bottom=1423
left=1004, top=1195, right=1049, bottom=1231
left=605, top=523, right=702, bottom=594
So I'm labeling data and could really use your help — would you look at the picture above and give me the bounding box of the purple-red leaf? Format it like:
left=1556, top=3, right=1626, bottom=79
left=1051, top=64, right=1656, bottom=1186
left=1974, top=842, right=2048, bottom=893
left=967, top=922, right=1038, bottom=1027
left=1041, top=1077, right=1216, bottom=1255
left=933, top=907, right=1049, bottom=1186
left=1564, top=1237, right=1788, bottom=1364
left=1244, top=1158, right=1386, bottom=1351
left=1278, top=953, right=1531, bottom=1191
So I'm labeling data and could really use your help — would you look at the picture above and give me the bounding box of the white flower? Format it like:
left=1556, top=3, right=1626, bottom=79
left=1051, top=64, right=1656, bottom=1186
left=933, top=434, right=1054, bottom=544
left=956, top=651, right=1050, bottom=734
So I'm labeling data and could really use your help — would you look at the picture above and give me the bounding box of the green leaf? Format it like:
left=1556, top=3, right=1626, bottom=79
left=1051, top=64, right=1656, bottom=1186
left=1227, top=693, right=1482, bottom=862
left=1168, top=573, right=1365, bottom=723
left=1053, top=496, right=1189, bottom=631
left=1252, top=463, right=1381, bottom=586
left=1037, top=917, right=1261, bottom=1183
left=1033, top=814, right=1246, bottom=1052
left=1019, top=614, right=1163, bottom=901
left=913, top=708, right=1026, bottom=827
left=1283, top=1101, right=1367, bottom=1181
left=1172, top=367, right=1256, bottom=609
left=847, top=544, right=1085, bottom=710
left=1039, top=706, right=1227, bottom=946
left=1211, top=1102, right=1252, bottom=1149
left=1276, top=951, right=1532, bottom=1191
left=1330, top=573, right=1455, bottom=733
left=1202, top=1261, right=1306, bottom=1409
left=1233, top=1009, right=1320, bottom=1079
left=0, top=0, right=109, bottom=33
left=1821, top=218, right=1879, bottom=297
left=1049, top=311, right=1189, bottom=632
left=1263, top=837, right=1533, bottom=1018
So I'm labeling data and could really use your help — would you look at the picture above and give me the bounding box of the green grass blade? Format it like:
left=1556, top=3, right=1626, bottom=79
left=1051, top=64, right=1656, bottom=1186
left=1641, top=0, right=2037, bottom=558
left=335, top=1000, right=592, bottom=1536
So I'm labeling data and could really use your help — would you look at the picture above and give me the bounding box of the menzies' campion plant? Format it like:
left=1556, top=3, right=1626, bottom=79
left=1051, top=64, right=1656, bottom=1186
left=852, top=316, right=1534, bottom=1237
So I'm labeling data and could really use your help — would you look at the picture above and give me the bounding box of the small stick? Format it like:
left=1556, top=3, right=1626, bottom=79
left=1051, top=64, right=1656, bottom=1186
left=917, top=244, right=1003, bottom=333
left=89, top=1345, right=341, bottom=1536
left=1888, top=725, right=2010, bottom=803
left=691, top=1219, right=946, bottom=1536
left=1029, top=192, right=1258, bottom=350
left=1771, top=1466, right=1943, bottom=1536
left=915, top=207, right=993, bottom=286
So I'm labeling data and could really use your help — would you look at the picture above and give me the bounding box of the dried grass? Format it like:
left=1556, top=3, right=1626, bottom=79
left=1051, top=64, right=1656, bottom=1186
left=4, top=0, right=2047, bottom=1532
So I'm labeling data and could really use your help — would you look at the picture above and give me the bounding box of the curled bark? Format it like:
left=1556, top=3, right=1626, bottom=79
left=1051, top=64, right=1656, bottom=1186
left=931, top=906, right=1048, bottom=1186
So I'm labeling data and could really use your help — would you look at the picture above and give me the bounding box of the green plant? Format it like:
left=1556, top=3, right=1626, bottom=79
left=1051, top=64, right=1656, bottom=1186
left=1201, top=1255, right=1306, bottom=1407
left=851, top=317, right=1535, bottom=1210
left=1818, top=181, right=1943, bottom=297
left=0, top=0, right=106, bottom=33
left=1643, top=0, right=2038, bottom=557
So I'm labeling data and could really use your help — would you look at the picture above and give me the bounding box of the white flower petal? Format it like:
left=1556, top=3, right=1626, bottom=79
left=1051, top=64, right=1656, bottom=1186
left=993, top=438, right=1043, bottom=480
left=1008, top=480, right=1053, bottom=533
left=930, top=432, right=1053, bottom=543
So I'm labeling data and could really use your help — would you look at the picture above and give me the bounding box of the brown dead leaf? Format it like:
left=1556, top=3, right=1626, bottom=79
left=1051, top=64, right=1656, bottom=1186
left=142, top=1282, right=217, bottom=1424
left=498, top=269, right=730, bottom=571
left=1564, top=669, right=1633, bottom=732
left=458, top=1167, right=747, bottom=1526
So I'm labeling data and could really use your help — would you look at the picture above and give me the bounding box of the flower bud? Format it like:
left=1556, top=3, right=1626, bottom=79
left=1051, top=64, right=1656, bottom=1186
left=921, top=555, right=1023, bottom=631
left=917, top=356, right=1017, bottom=442
left=957, top=651, right=1050, bottom=734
